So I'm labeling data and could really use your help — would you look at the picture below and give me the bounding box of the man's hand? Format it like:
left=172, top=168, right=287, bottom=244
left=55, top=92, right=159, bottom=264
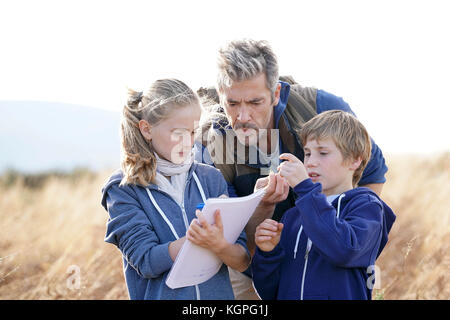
left=278, top=153, right=309, bottom=188
left=254, top=172, right=290, bottom=207
left=255, top=219, right=284, bottom=252
left=247, top=171, right=289, bottom=256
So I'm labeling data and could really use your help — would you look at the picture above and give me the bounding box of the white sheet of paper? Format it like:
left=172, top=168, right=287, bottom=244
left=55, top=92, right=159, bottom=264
left=165, top=188, right=266, bottom=289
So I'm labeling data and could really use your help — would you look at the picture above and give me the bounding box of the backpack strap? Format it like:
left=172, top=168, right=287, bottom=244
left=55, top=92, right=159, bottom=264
left=280, top=75, right=318, bottom=133
left=279, top=76, right=317, bottom=159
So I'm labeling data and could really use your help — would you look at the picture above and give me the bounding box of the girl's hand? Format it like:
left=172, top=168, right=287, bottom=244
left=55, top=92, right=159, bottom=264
left=255, top=219, right=284, bottom=252
left=187, top=209, right=228, bottom=254
left=278, top=153, right=309, bottom=188
left=168, top=237, right=186, bottom=261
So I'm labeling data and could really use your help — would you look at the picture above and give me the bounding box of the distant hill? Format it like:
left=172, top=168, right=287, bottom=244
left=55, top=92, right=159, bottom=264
left=0, top=101, right=121, bottom=173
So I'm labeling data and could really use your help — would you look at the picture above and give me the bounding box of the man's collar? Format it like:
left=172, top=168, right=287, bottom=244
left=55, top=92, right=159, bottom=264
left=273, top=81, right=290, bottom=129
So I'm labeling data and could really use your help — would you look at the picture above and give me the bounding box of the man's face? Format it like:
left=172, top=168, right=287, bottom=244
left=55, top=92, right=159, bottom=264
left=219, top=73, right=280, bottom=146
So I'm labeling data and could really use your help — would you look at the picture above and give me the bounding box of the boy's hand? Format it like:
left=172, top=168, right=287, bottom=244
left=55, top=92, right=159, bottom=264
left=278, top=153, right=309, bottom=188
left=255, top=219, right=284, bottom=252
left=187, top=209, right=228, bottom=254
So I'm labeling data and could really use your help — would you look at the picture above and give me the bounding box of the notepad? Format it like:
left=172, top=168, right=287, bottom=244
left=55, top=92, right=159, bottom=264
left=165, top=188, right=266, bottom=289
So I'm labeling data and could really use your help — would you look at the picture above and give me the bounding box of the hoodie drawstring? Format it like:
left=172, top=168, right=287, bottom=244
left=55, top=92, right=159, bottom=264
left=293, top=226, right=303, bottom=259
left=336, top=193, right=345, bottom=219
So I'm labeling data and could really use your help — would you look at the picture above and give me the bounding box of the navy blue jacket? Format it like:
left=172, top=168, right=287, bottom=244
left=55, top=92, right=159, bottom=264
left=251, top=179, right=396, bottom=300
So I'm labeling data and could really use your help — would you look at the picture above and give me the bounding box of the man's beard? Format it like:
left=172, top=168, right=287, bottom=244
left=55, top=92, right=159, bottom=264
left=233, top=122, right=259, bottom=146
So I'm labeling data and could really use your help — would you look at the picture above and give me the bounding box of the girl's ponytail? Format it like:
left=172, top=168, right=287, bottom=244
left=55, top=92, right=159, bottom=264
left=120, top=89, right=157, bottom=186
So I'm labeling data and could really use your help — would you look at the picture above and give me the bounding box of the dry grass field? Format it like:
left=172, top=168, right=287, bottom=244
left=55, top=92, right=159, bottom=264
left=0, top=153, right=449, bottom=300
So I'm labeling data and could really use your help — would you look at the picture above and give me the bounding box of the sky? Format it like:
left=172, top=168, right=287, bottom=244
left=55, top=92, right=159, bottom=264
left=1, top=0, right=449, bottom=154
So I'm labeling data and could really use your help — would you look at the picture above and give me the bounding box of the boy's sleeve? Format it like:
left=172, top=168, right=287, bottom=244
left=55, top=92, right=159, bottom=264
left=251, top=245, right=285, bottom=300
left=315, top=89, right=388, bottom=185
left=104, top=184, right=174, bottom=279
left=293, top=179, right=384, bottom=268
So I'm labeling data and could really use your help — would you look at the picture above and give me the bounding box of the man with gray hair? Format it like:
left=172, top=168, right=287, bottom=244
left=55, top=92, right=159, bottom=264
left=194, top=39, right=388, bottom=299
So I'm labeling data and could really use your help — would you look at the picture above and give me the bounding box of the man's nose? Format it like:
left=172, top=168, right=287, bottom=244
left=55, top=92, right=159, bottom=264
left=237, top=106, right=251, bottom=122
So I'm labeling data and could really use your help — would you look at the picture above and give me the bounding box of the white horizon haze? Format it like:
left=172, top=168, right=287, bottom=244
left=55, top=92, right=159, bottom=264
left=1, top=0, right=449, bottom=154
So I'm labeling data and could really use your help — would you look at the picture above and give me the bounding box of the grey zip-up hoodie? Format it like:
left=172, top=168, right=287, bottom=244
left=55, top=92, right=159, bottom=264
left=101, top=162, right=248, bottom=300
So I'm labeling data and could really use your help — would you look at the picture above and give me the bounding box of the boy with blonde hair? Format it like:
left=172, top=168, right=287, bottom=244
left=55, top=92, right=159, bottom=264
left=251, top=110, right=396, bottom=300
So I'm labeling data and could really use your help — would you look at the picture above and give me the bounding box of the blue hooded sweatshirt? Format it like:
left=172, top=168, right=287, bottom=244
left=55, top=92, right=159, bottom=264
left=101, top=162, right=249, bottom=300
left=251, top=179, right=396, bottom=300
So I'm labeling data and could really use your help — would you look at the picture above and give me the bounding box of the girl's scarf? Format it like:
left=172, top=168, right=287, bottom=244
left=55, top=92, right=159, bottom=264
left=154, top=152, right=193, bottom=206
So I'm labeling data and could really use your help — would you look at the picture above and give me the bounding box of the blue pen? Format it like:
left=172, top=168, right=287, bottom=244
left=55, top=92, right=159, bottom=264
left=196, top=203, right=205, bottom=210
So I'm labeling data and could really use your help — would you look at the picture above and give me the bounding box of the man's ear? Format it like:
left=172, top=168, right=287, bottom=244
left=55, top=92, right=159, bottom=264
left=273, top=83, right=281, bottom=106
left=138, top=119, right=152, bottom=141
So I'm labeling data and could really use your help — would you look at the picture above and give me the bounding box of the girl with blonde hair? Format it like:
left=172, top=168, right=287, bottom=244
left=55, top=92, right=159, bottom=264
left=101, top=79, right=250, bottom=300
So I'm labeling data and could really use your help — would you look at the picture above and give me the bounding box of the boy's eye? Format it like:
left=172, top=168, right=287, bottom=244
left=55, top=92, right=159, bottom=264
left=320, top=152, right=328, bottom=156
left=304, top=153, right=310, bottom=157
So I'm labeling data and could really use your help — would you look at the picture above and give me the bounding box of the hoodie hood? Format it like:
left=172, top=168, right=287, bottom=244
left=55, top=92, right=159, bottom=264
left=332, top=187, right=396, bottom=258
left=101, top=169, right=123, bottom=210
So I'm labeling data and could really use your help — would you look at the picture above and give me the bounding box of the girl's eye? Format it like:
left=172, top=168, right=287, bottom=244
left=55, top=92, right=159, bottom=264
left=304, top=153, right=310, bottom=157
left=320, top=152, right=328, bottom=156
left=172, top=130, right=188, bottom=138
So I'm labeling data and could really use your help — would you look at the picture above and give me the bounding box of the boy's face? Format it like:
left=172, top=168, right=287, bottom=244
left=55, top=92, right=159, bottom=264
left=303, top=137, right=359, bottom=196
